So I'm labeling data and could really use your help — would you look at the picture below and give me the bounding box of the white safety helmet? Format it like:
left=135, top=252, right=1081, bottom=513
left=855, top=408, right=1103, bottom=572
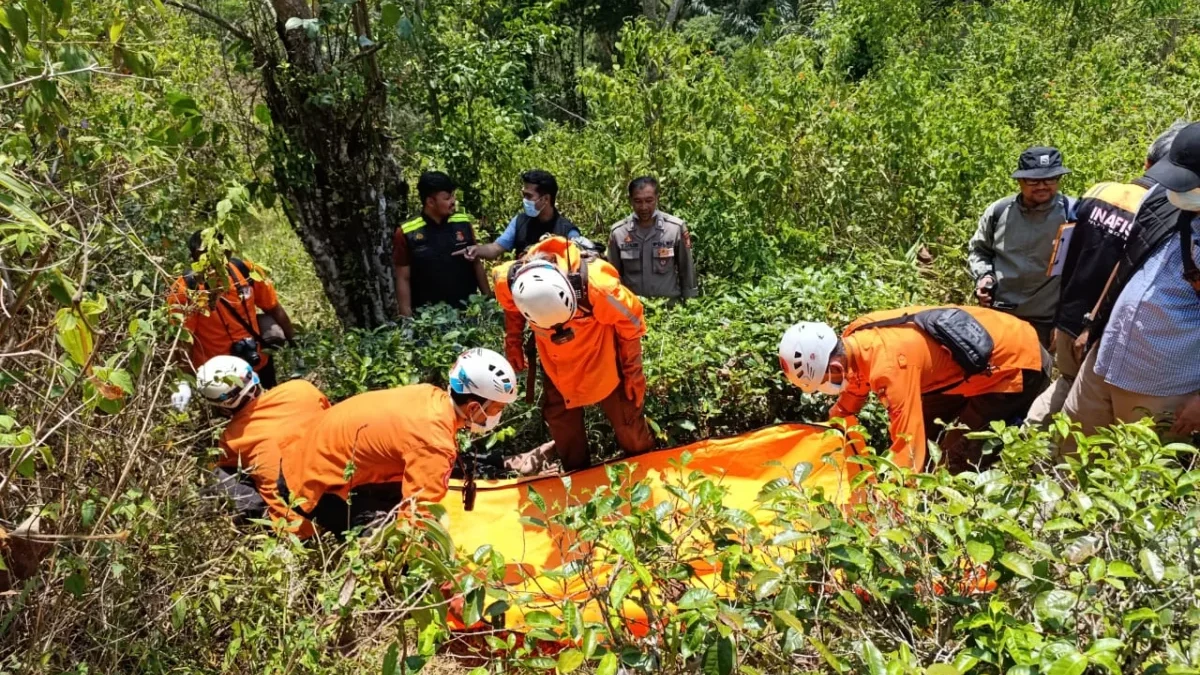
left=511, top=261, right=577, bottom=329
left=449, top=347, right=519, bottom=404
left=778, top=322, right=839, bottom=394
left=196, top=355, right=261, bottom=409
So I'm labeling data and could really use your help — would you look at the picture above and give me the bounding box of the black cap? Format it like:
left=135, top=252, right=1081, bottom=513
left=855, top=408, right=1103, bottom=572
left=1011, top=146, right=1072, bottom=180
left=1146, top=122, right=1200, bottom=192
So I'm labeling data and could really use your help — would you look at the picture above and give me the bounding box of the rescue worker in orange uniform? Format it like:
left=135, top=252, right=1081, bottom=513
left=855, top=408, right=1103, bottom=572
left=195, top=355, right=330, bottom=538
left=779, top=306, right=1049, bottom=473
left=494, top=236, right=655, bottom=472
left=277, top=348, right=518, bottom=535
left=168, top=230, right=295, bottom=389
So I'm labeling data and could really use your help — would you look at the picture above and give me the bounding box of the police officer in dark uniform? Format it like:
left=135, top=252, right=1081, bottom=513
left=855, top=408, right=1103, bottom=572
left=459, top=170, right=581, bottom=261
left=393, top=171, right=492, bottom=316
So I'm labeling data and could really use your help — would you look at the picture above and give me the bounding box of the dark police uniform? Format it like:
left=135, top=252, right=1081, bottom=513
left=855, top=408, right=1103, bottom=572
left=393, top=212, right=481, bottom=310
left=606, top=210, right=698, bottom=299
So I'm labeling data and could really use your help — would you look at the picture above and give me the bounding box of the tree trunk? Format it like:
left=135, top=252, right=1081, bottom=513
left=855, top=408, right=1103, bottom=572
left=642, top=0, right=659, bottom=23
left=258, top=0, right=406, bottom=329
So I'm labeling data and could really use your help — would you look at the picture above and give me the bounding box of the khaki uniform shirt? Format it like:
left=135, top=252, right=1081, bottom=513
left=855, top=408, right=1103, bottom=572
left=606, top=210, right=698, bottom=299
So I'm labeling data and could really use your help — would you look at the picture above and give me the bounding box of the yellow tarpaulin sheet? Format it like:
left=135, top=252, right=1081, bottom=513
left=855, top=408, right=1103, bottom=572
left=441, top=423, right=851, bottom=633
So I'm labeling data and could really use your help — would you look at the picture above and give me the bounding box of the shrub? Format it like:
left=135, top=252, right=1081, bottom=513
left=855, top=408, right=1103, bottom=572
left=460, top=418, right=1200, bottom=675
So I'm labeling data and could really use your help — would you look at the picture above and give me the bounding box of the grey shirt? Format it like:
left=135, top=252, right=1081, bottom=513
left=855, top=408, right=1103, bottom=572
left=967, top=193, right=1073, bottom=323
left=607, top=210, right=698, bottom=299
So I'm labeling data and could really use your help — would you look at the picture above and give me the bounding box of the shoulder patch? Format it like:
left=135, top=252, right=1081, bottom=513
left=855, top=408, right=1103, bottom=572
left=449, top=213, right=473, bottom=223
left=610, top=217, right=633, bottom=232
left=401, top=217, right=425, bottom=234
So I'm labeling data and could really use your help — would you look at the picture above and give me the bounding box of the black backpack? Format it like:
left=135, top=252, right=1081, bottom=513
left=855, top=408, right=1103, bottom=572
left=849, top=308, right=995, bottom=379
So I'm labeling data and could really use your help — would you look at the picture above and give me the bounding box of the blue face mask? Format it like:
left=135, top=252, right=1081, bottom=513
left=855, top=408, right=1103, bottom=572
left=522, top=198, right=540, bottom=217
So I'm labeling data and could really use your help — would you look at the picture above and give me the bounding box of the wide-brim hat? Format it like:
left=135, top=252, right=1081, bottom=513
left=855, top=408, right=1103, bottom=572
left=1011, top=146, right=1072, bottom=180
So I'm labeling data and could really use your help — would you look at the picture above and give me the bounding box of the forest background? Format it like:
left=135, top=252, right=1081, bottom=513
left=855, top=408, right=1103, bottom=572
left=3, top=0, right=1200, bottom=672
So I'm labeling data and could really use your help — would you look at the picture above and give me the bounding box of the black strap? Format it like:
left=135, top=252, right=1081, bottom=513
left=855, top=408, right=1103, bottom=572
left=850, top=313, right=918, bottom=334
left=1177, top=210, right=1200, bottom=299
left=988, top=197, right=1015, bottom=232
left=217, top=262, right=265, bottom=343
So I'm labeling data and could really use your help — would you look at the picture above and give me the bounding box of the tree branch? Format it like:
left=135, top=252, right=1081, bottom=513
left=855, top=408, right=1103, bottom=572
left=162, top=0, right=254, bottom=44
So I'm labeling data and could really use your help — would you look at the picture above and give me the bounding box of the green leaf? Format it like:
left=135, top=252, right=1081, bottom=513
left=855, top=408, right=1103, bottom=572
left=792, top=461, right=812, bottom=484
left=1034, top=590, right=1077, bottom=622
left=809, top=636, right=848, bottom=672
left=966, top=540, right=995, bottom=564
left=580, top=628, right=598, bottom=658
left=556, top=649, right=584, bottom=674
left=753, top=570, right=781, bottom=599
left=596, top=653, right=618, bottom=675
left=527, top=485, right=546, bottom=512
left=380, top=1, right=400, bottom=28
left=769, top=530, right=806, bottom=546
left=701, top=636, right=734, bottom=675
left=1139, top=548, right=1165, bottom=584
left=381, top=643, right=398, bottom=675
left=1000, top=552, right=1034, bottom=579
left=861, top=639, right=886, bottom=675
left=926, top=666, right=961, bottom=675
left=253, top=103, right=271, bottom=125
left=774, top=610, right=805, bottom=634
left=1123, top=607, right=1160, bottom=625
left=678, top=588, right=716, bottom=610
left=109, top=18, right=125, bottom=44
left=1086, top=638, right=1124, bottom=655
left=1046, top=651, right=1087, bottom=675
left=524, top=610, right=557, bottom=628
left=64, top=570, right=86, bottom=597
left=609, top=569, right=635, bottom=607
left=1107, top=560, right=1138, bottom=578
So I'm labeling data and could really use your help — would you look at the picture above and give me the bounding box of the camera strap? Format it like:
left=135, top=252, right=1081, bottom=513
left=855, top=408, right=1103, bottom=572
left=217, top=263, right=266, bottom=344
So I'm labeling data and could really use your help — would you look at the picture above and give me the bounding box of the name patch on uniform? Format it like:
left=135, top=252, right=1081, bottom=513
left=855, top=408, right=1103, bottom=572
left=620, top=243, right=640, bottom=260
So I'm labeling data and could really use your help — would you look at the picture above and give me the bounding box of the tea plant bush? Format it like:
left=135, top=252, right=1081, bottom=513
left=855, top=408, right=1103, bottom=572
left=456, top=420, right=1200, bottom=675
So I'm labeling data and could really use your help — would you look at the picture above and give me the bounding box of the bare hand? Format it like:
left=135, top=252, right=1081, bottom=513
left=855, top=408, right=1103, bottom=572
left=452, top=245, right=479, bottom=261
left=975, top=276, right=995, bottom=307
left=1072, top=328, right=1089, bottom=365
left=1170, top=395, right=1200, bottom=436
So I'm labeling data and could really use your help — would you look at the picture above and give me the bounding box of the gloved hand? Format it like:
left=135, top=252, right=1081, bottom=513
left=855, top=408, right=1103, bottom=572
left=171, top=382, right=192, bottom=412
left=504, top=311, right=527, bottom=372
left=617, top=338, right=646, bottom=408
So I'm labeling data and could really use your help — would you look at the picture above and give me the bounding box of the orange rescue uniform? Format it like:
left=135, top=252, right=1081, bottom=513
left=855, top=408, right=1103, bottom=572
left=166, top=259, right=279, bottom=372
left=832, top=305, right=1045, bottom=471
left=218, top=379, right=330, bottom=538
left=493, top=237, right=646, bottom=408
left=279, top=384, right=460, bottom=518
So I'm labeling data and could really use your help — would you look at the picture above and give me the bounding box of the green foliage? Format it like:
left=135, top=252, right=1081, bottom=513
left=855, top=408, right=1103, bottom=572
left=4, top=0, right=1200, bottom=672
left=459, top=420, right=1200, bottom=674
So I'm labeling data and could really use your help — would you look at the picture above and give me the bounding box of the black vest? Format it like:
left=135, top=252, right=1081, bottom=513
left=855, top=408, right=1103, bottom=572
left=1055, top=177, right=1153, bottom=337
left=401, top=212, right=478, bottom=310
left=512, top=210, right=577, bottom=257
left=1088, top=185, right=1188, bottom=344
